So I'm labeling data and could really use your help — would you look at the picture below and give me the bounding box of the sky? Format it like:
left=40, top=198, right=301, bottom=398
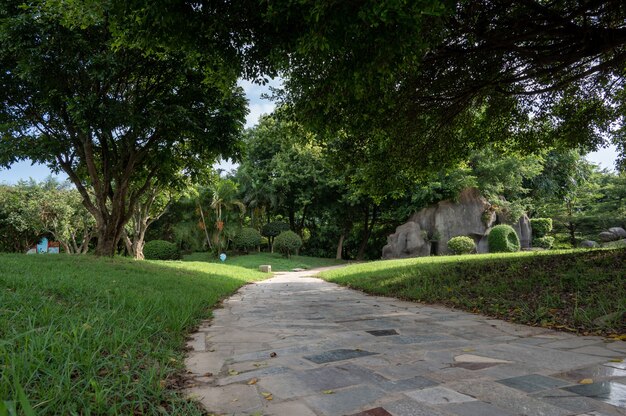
left=0, top=78, right=620, bottom=183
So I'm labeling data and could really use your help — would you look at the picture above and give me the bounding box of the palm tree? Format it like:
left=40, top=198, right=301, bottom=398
left=209, top=179, right=245, bottom=254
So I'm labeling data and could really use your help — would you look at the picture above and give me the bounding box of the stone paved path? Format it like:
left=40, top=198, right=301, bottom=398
left=185, top=268, right=626, bottom=416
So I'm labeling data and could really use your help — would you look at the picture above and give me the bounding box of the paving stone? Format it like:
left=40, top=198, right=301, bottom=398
left=497, top=374, right=570, bottom=393
left=303, top=348, right=378, bottom=364
left=184, top=351, right=227, bottom=376
left=262, top=400, right=318, bottom=416
left=187, top=384, right=263, bottom=414
left=366, top=329, right=399, bottom=336
left=384, top=398, right=453, bottom=416
left=303, top=385, right=386, bottom=416
left=388, top=334, right=453, bottom=344
left=348, top=407, right=393, bottom=416
left=562, top=381, right=626, bottom=408
left=570, top=346, right=625, bottom=358
left=451, top=362, right=499, bottom=370
left=551, top=365, right=626, bottom=383
left=294, top=366, right=365, bottom=391
left=449, top=380, right=572, bottom=416
left=439, top=401, right=517, bottom=416
left=404, top=386, right=477, bottom=405
left=217, top=366, right=291, bottom=386
left=377, top=376, right=439, bottom=393
left=531, top=388, right=626, bottom=416
left=453, top=354, right=511, bottom=364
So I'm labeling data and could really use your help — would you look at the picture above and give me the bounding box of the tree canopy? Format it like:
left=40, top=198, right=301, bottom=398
left=0, top=0, right=247, bottom=255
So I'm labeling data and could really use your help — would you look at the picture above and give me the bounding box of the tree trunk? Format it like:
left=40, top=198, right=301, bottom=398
left=356, top=204, right=378, bottom=260
left=288, top=207, right=296, bottom=231
left=95, top=225, right=121, bottom=257
left=335, top=233, right=345, bottom=260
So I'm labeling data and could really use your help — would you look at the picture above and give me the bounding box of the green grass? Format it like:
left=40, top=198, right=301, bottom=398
left=319, top=249, right=626, bottom=336
left=183, top=251, right=345, bottom=272
left=0, top=254, right=267, bottom=415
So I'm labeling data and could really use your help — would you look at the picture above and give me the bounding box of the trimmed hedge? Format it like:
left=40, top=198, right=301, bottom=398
left=447, top=236, right=476, bottom=255
left=533, top=236, right=555, bottom=249
left=234, top=227, right=262, bottom=252
left=530, top=218, right=553, bottom=238
left=143, top=240, right=181, bottom=260
left=274, top=231, right=302, bottom=258
left=488, top=225, right=520, bottom=253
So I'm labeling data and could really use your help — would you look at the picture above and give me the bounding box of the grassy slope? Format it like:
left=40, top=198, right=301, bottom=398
left=183, top=252, right=345, bottom=271
left=0, top=254, right=266, bottom=415
left=320, top=249, right=626, bottom=336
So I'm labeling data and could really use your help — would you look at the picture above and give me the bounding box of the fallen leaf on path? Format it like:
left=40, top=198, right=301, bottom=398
left=579, top=378, right=593, bottom=384
left=269, top=352, right=277, bottom=358
left=609, top=358, right=623, bottom=363
left=247, top=378, right=258, bottom=385
left=322, top=390, right=334, bottom=394
left=261, top=392, right=273, bottom=400
left=228, top=369, right=239, bottom=376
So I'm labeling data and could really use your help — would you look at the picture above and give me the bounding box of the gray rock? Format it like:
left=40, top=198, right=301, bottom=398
left=579, top=240, right=599, bottom=248
left=382, top=221, right=431, bottom=259
left=599, top=231, right=619, bottom=242
left=608, top=227, right=626, bottom=239
left=513, top=214, right=532, bottom=249
left=410, top=188, right=495, bottom=255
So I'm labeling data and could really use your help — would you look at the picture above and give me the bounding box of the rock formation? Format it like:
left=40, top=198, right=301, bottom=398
left=382, top=188, right=532, bottom=259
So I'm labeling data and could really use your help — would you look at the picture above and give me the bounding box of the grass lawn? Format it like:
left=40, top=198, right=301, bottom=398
left=183, top=251, right=345, bottom=271
left=0, top=254, right=266, bottom=415
left=319, top=248, right=626, bottom=336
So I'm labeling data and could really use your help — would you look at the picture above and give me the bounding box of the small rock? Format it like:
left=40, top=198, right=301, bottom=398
left=259, top=265, right=272, bottom=273
left=580, top=240, right=599, bottom=248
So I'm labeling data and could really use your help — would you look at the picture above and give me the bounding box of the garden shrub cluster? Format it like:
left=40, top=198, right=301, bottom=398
left=488, top=224, right=520, bottom=253
left=532, top=236, right=555, bottom=249
left=530, top=218, right=553, bottom=237
left=274, top=230, right=302, bottom=257
left=447, top=236, right=475, bottom=255
left=143, top=240, right=181, bottom=260
left=233, top=227, right=262, bottom=252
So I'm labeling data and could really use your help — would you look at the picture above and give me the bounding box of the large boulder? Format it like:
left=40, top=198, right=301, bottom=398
left=599, top=231, right=620, bottom=242
left=512, top=214, right=532, bottom=249
left=382, top=221, right=431, bottom=259
left=608, top=227, right=626, bottom=239
left=409, top=188, right=496, bottom=255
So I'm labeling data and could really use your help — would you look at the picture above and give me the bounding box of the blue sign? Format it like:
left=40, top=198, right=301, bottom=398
left=219, top=253, right=227, bottom=262
left=37, top=237, right=49, bottom=254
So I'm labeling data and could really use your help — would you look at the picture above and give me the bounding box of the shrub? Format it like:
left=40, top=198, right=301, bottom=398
left=530, top=218, right=553, bottom=238
left=274, top=230, right=302, bottom=258
left=233, top=227, right=262, bottom=252
left=532, top=236, right=555, bottom=249
left=261, top=221, right=290, bottom=238
left=447, top=236, right=476, bottom=255
left=488, top=225, right=520, bottom=253
left=143, top=240, right=181, bottom=260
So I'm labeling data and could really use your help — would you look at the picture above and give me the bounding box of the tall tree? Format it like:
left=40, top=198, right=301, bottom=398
left=0, top=1, right=247, bottom=256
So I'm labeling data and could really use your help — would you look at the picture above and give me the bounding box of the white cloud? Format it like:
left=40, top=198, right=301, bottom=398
left=238, top=78, right=282, bottom=128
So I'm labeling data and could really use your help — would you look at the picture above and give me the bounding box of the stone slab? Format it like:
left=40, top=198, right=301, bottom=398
left=303, top=348, right=378, bottom=364
left=497, top=374, right=570, bottom=393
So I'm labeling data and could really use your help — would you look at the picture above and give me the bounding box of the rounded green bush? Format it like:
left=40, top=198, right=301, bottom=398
left=488, top=224, right=521, bottom=253
left=233, top=227, right=262, bottom=252
left=447, top=236, right=476, bottom=255
left=273, top=230, right=302, bottom=257
left=261, top=221, right=290, bottom=238
left=532, top=236, right=554, bottom=249
left=143, top=240, right=181, bottom=260
left=530, top=218, right=553, bottom=238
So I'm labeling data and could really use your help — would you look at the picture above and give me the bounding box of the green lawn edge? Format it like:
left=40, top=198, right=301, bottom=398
left=0, top=254, right=267, bottom=415
left=319, top=249, right=626, bottom=337
left=183, top=252, right=346, bottom=271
